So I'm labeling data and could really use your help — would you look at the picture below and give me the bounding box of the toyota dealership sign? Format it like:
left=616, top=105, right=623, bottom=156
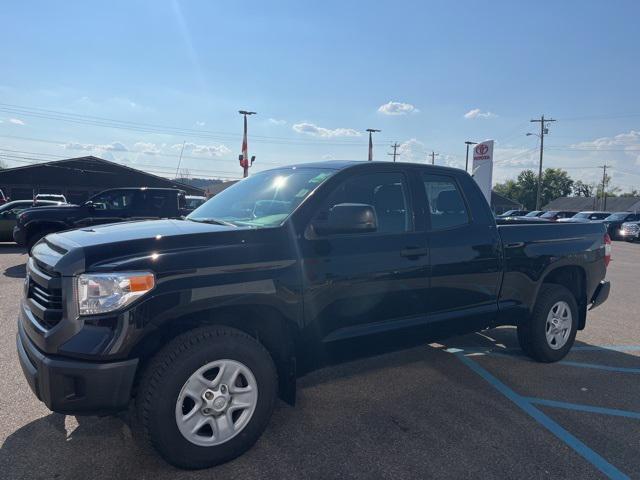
left=472, top=140, right=494, bottom=203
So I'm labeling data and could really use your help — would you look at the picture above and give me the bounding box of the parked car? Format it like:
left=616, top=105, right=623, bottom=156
left=17, top=161, right=610, bottom=469
left=523, top=210, right=546, bottom=217
left=557, top=211, right=611, bottom=223
left=35, top=193, right=68, bottom=203
left=597, top=212, right=640, bottom=239
left=539, top=210, right=578, bottom=221
left=0, top=200, right=64, bottom=241
left=620, top=221, right=640, bottom=242
left=497, top=209, right=529, bottom=217
left=13, top=187, right=188, bottom=250
left=184, top=195, right=207, bottom=211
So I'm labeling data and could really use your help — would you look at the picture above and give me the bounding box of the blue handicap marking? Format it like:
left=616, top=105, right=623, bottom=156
left=453, top=351, right=631, bottom=480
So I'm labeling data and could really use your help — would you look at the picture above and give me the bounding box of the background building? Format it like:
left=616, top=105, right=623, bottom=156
left=543, top=196, right=640, bottom=212
left=0, top=156, right=204, bottom=203
left=491, top=191, right=523, bottom=214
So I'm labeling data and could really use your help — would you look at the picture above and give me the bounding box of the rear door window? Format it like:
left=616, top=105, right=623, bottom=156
left=421, top=174, right=470, bottom=230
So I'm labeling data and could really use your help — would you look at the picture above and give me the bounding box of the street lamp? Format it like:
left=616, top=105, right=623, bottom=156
left=366, top=129, right=381, bottom=161
left=526, top=132, right=544, bottom=210
left=464, top=141, right=477, bottom=173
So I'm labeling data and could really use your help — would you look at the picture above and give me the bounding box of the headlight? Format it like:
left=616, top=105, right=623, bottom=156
left=77, top=272, right=155, bottom=315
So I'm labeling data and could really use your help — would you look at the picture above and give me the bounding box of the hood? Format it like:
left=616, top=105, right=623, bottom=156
left=19, top=203, right=82, bottom=221
left=40, top=218, right=266, bottom=275
left=54, top=218, right=239, bottom=248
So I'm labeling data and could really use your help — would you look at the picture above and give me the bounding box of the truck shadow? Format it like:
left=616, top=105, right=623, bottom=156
left=4, top=263, right=26, bottom=279
left=1, top=329, right=638, bottom=479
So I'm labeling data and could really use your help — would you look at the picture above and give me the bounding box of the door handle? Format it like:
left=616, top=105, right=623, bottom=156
left=400, top=247, right=428, bottom=258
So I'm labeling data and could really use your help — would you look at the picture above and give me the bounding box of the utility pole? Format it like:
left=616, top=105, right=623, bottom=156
left=464, top=141, right=477, bottom=173
left=530, top=115, right=556, bottom=210
left=238, top=110, right=257, bottom=178
left=366, top=129, right=381, bottom=161
left=599, top=164, right=608, bottom=211
left=430, top=151, right=439, bottom=165
left=388, top=142, right=400, bottom=162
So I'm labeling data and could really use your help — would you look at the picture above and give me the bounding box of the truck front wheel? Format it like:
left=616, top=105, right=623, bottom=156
left=135, top=326, right=277, bottom=469
left=517, top=284, right=578, bottom=362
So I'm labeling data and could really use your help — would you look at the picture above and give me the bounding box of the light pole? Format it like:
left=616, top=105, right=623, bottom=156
left=366, top=129, right=381, bottom=161
left=239, top=110, right=257, bottom=178
left=464, top=141, right=477, bottom=173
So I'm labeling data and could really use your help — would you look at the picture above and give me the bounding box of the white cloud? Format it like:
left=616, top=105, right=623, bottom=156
left=63, top=141, right=128, bottom=152
left=133, top=142, right=163, bottom=155
left=268, top=118, right=286, bottom=125
left=194, top=121, right=206, bottom=127
left=464, top=108, right=497, bottom=120
left=173, top=142, right=231, bottom=157
left=378, top=101, right=418, bottom=116
left=9, top=118, right=26, bottom=125
left=398, top=138, right=426, bottom=162
left=292, top=122, right=361, bottom=138
left=572, top=130, right=640, bottom=150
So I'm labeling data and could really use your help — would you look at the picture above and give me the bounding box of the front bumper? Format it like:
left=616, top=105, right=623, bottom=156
left=17, top=320, right=138, bottom=415
left=589, top=280, right=610, bottom=310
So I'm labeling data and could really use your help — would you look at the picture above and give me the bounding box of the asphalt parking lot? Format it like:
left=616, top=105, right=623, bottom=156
left=0, top=242, right=638, bottom=480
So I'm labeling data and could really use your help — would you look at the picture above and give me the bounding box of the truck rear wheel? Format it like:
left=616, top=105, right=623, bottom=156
left=135, top=326, right=277, bottom=469
left=517, top=284, right=578, bottom=363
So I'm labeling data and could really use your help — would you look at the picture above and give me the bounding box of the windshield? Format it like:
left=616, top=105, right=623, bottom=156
left=540, top=211, right=559, bottom=218
left=605, top=213, right=630, bottom=221
left=187, top=168, right=335, bottom=227
left=572, top=212, right=590, bottom=219
left=524, top=211, right=541, bottom=217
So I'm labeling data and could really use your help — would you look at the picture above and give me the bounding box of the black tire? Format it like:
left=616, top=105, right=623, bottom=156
left=135, top=326, right=277, bottom=469
left=517, top=284, right=578, bottom=363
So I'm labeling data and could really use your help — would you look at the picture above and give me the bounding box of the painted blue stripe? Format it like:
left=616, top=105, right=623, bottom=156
left=455, top=353, right=630, bottom=480
left=573, top=345, right=640, bottom=351
left=525, top=398, right=640, bottom=420
left=572, top=345, right=640, bottom=352
left=559, top=361, right=640, bottom=374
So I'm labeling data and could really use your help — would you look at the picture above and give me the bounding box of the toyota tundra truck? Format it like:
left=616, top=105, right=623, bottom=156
left=16, top=161, right=611, bottom=469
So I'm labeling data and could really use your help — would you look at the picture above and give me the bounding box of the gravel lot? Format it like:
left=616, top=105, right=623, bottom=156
left=0, top=241, right=638, bottom=479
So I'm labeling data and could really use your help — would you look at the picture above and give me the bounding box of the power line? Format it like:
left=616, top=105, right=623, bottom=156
left=0, top=102, right=392, bottom=147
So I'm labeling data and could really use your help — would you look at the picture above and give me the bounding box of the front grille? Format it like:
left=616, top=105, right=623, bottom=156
left=26, top=259, right=64, bottom=330
left=623, top=224, right=639, bottom=235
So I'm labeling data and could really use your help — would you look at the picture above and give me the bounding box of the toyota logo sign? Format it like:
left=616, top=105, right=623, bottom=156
left=474, top=144, right=489, bottom=155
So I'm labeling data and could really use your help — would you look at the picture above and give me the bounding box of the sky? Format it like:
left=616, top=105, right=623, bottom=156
left=2, top=0, right=640, bottom=190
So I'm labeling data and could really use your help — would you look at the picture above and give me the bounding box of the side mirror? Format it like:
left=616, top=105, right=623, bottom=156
left=315, top=203, right=377, bottom=235
left=84, top=200, right=94, bottom=209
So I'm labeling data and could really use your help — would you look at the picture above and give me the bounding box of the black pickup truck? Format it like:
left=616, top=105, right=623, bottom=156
left=17, top=161, right=610, bottom=469
left=13, top=187, right=188, bottom=250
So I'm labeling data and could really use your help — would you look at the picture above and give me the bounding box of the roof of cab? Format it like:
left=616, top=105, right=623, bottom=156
left=269, top=160, right=465, bottom=174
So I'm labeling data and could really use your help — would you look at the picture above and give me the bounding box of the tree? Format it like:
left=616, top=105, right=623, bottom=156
left=619, top=189, right=639, bottom=197
left=541, top=168, right=574, bottom=207
left=573, top=180, right=595, bottom=197
left=493, top=168, right=574, bottom=210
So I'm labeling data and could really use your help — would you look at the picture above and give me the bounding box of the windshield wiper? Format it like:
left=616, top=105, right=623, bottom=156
left=187, top=217, right=237, bottom=227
